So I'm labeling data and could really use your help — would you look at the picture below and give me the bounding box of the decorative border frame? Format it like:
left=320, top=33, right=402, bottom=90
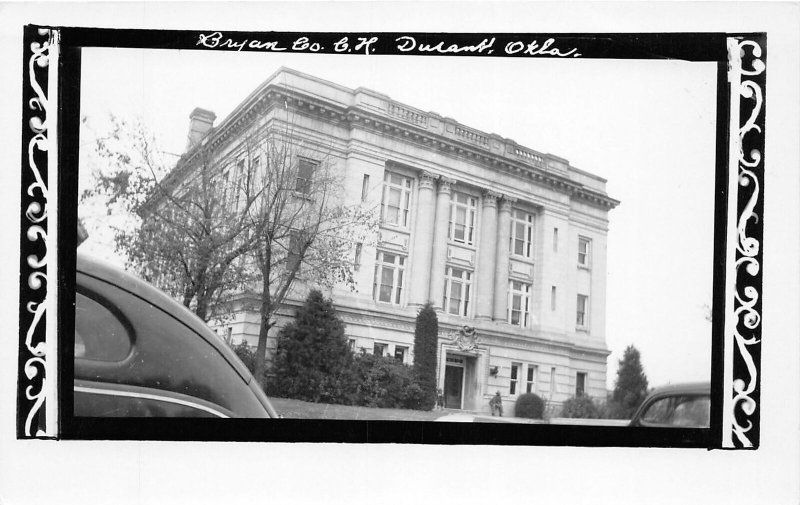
left=16, top=27, right=765, bottom=447
left=18, top=26, right=60, bottom=439
left=722, top=37, right=765, bottom=448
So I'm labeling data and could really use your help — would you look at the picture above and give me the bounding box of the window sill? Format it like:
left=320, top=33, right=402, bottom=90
left=292, top=191, right=314, bottom=201
left=577, top=264, right=592, bottom=271
left=380, top=222, right=410, bottom=233
left=510, top=254, right=535, bottom=263
left=448, top=239, right=477, bottom=251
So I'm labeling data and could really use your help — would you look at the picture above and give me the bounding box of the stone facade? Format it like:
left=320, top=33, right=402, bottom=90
left=191, top=67, right=619, bottom=416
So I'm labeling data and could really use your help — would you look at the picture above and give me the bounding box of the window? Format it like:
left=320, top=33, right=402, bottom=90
left=578, top=236, right=591, bottom=267
left=526, top=365, right=538, bottom=393
left=551, top=286, right=557, bottom=311
left=443, top=266, right=472, bottom=316
left=549, top=367, right=556, bottom=399
left=287, top=230, right=304, bottom=271
left=510, top=363, right=521, bottom=395
left=354, top=243, right=363, bottom=271
left=74, top=292, right=132, bottom=361
left=220, top=169, right=230, bottom=209
left=373, top=251, right=406, bottom=305
left=226, top=327, right=233, bottom=344
left=233, top=158, right=246, bottom=209
left=641, top=396, right=710, bottom=428
left=394, top=345, right=408, bottom=362
left=510, top=210, right=534, bottom=258
left=381, top=172, right=413, bottom=227
left=576, top=372, right=587, bottom=396
left=448, top=192, right=477, bottom=245
left=373, top=342, right=388, bottom=357
left=361, top=174, right=370, bottom=202
left=508, top=281, right=531, bottom=327
left=576, top=294, right=589, bottom=328
left=295, top=158, right=316, bottom=195
left=553, top=228, right=559, bottom=252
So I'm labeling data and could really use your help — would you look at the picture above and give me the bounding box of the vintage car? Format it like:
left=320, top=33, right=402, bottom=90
left=74, top=252, right=278, bottom=418
left=629, top=382, right=710, bottom=428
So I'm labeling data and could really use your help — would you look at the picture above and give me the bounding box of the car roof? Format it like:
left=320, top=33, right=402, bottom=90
left=647, top=381, right=710, bottom=397
left=75, top=252, right=252, bottom=381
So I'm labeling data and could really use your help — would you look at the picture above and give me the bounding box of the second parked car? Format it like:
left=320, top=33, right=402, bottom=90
left=629, top=382, right=710, bottom=428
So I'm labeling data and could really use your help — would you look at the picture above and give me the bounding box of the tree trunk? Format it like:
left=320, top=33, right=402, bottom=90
left=195, top=294, right=209, bottom=321
left=253, top=294, right=274, bottom=383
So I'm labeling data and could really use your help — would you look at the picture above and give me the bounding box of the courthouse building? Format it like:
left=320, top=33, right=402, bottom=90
left=183, top=68, right=619, bottom=415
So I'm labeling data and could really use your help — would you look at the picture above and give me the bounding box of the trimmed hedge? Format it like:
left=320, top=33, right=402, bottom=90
left=560, top=394, right=601, bottom=419
left=515, top=393, right=545, bottom=419
left=347, top=352, right=432, bottom=410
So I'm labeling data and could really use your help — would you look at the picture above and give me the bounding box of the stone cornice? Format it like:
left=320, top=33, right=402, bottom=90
left=180, top=76, right=620, bottom=211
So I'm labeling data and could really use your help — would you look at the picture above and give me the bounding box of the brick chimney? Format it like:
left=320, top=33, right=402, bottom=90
left=185, top=107, right=216, bottom=151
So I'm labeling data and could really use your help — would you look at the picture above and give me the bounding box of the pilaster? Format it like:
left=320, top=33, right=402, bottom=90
left=475, top=191, right=501, bottom=319
left=408, top=171, right=438, bottom=306
left=429, top=177, right=455, bottom=310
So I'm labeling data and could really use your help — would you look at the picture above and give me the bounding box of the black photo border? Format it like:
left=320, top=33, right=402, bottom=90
left=17, top=26, right=765, bottom=448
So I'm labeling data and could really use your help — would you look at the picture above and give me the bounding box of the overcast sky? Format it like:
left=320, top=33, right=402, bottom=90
left=79, top=47, right=717, bottom=389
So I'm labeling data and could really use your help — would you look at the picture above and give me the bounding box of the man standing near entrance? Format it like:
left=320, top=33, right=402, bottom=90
left=490, top=391, right=503, bottom=416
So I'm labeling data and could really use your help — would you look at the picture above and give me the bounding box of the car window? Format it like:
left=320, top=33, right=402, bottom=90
left=672, top=396, right=710, bottom=427
left=75, top=292, right=133, bottom=361
left=641, top=396, right=673, bottom=424
left=641, top=394, right=710, bottom=428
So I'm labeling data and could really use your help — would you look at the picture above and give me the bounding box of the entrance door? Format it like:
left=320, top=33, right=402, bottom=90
left=444, top=365, right=463, bottom=409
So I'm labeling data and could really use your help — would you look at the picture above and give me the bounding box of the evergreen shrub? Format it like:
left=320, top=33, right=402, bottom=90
left=412, top=303, right=439, bottom=410
left=348, top=352, right=431, bottom=409
left=515, top=393, right=545, bottom=419
left=560, top=394, right=601, bottom=419
left=267, top=290, right=353, bottom=403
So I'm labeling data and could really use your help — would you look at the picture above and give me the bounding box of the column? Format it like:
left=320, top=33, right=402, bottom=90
left=408, top=171, right=437, bottom=306
left=475, top=191, right=500, bottom=320
left=429, top=177, right=455, bottom=310
left=493, top=197, right=515, bottom=321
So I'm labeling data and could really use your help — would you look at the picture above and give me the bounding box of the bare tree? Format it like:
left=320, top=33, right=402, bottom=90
left=240, top=120, right=378, bottom=379
left=82, top=110, right=378, bottom=377
left=81, top=114, right=259, bottom=321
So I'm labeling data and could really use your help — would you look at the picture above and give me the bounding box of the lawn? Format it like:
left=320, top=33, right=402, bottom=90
left=269, top=397, right=450, bottom=421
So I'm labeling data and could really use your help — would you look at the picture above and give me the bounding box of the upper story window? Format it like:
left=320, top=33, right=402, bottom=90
left=576, top=294, right=589, bottom=328
left=510, top=209, right=534, bottom=259
left=220, top=169, right=231, bottom=209
left=353, top=243, right=363, bottom=271
left=287, top=230, right=305, bottom=272
left=508, top=280, right=531, bottom=328
left=233, top=158, right=246, bottom=210
left=578, top=236, right=592, bottom=267
left=295, top=158, right=317, bottom=195
left=443, top=266, right=472, bottom=317
left=449, top=192, right=477, bottom=245
left=373, top=251, right=406, bottom=305
left=381, top=172, right=413, bottom=228
left=361, top=174, right=370, bottom=202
